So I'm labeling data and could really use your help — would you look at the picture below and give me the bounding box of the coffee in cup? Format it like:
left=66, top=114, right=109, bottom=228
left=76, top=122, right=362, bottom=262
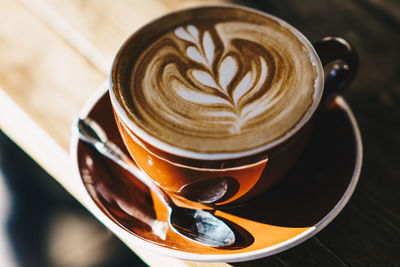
left=110, top=5, right=357, bottom=206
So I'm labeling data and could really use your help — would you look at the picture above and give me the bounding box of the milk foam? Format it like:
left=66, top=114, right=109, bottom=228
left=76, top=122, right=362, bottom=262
left=120, top=7, right=317, bottom=153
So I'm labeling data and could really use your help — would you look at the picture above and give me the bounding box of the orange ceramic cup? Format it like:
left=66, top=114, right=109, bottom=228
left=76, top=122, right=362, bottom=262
left=109, top=5, right=358, bottom=206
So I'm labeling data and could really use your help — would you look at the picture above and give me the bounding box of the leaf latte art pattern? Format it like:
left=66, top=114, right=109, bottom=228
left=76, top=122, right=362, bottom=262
left=174, top=25, right=269, bottom=133
left=125, top=16, right=317, bottom=153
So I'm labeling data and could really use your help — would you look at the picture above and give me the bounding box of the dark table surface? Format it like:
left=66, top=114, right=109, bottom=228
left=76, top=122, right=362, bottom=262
left=1, top=0, right=399, bottom=266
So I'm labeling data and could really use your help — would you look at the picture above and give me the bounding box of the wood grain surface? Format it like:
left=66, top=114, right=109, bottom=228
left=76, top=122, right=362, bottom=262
left=1, top=0, right=399, bottom=266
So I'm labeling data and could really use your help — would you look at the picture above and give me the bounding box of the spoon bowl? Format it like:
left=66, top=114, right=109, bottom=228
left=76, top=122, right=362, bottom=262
left=171, top=208, right=234, bottom=247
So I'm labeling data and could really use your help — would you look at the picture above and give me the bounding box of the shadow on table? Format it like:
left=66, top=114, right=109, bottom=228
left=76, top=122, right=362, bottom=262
left=0, top=131, right=147, bottom=267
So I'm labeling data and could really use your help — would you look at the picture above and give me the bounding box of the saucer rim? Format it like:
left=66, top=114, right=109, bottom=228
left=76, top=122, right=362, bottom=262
left=70, top=84, right=362, bottom=263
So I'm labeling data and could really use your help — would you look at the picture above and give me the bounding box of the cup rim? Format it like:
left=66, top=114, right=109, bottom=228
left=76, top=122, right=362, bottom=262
left=109, top=4, right=324, bottom=161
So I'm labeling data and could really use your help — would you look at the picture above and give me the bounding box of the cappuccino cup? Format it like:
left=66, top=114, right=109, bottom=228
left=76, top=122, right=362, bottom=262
left=109, top=5, right=358, bottom=206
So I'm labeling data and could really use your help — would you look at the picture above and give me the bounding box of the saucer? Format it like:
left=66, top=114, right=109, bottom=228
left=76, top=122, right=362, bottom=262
left=70, top=86, right=362, bottom=262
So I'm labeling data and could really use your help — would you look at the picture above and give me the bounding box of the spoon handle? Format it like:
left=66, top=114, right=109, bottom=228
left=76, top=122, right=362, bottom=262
left=77, top=118, right=174, bottom=209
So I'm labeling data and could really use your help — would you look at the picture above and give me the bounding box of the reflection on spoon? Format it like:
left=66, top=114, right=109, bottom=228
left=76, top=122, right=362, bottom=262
left=77, top=117, right=235, bottom=247
left=178, top=176, right=240, bottom=204
left=179, top=178, right=228, bottom=204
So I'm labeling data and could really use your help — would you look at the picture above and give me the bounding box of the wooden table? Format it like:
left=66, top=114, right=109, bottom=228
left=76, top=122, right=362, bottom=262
left=1, top=0, right=399, bottom=265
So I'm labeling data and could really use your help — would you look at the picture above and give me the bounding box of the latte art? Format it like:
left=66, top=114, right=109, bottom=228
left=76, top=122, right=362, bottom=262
left=118, top=7, right=318, bottom=153
left=173, top=24, right=269, bottom=133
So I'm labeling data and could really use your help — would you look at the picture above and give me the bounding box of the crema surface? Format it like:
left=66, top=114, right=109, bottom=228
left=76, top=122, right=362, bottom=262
left=115, top=7, right=318, bottom=153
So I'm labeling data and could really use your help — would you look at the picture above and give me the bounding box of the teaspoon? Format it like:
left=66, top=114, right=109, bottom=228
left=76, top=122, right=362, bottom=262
left=76, top=118, right=235, bottom=247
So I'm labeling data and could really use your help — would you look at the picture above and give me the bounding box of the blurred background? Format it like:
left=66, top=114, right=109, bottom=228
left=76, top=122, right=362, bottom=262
left=0, top=131, right=146, bottom=266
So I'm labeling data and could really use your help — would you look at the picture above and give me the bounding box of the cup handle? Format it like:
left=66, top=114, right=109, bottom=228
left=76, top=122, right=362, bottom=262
left=313, top=37, right=359, bottom=102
